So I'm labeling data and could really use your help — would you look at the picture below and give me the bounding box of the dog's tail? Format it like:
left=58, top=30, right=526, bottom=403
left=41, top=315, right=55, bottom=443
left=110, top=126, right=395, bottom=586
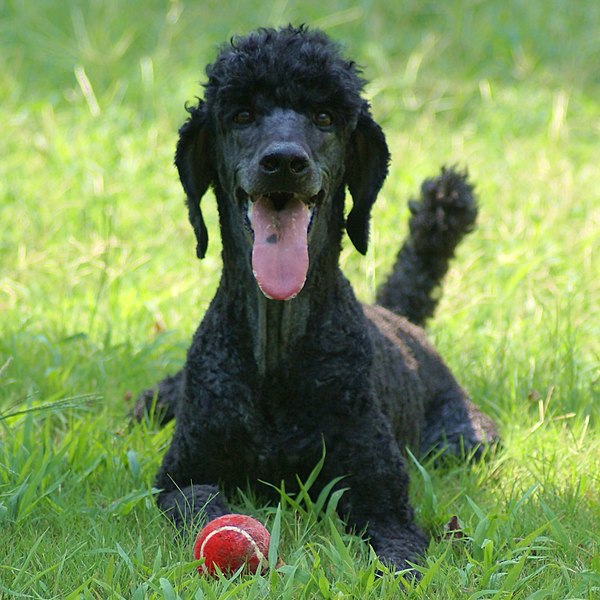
left=376, top=167, right=477, bottom=327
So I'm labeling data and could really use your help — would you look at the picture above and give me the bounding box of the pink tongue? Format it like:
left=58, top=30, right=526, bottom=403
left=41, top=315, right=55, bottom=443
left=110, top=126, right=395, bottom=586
left=251, top=196, right=310, bottom=301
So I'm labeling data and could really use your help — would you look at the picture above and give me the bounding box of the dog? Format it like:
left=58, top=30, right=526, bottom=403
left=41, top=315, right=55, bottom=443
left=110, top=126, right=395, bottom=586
left=136, top=25, right=498, bottom=572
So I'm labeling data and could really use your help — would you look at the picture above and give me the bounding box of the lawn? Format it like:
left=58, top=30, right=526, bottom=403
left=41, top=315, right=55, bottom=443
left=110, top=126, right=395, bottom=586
left=0, top=0, right=598, bottom=597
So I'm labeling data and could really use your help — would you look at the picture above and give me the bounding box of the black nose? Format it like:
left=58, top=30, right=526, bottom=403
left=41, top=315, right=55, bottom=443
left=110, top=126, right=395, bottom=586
left=259, top=143, right=311, bottom=177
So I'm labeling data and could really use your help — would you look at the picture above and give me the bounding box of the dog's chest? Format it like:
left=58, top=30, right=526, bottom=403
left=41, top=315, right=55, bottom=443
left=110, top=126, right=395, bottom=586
left=216, top=409, right=324, bottom=492
left=197, top=322, right=371, bottom=490
left=255, top=418, right=322, bottom=482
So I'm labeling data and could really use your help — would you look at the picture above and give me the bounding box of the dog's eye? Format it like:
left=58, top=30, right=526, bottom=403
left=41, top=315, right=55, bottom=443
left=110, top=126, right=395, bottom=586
left=313, top=111, right=334, bottom=128
left=233, top=110, right=255, bottom=125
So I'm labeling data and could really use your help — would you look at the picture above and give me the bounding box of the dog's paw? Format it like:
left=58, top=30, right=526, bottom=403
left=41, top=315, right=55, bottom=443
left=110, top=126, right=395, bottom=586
left=368, top=522, right=428, bottom=580
left=157, top=484, right=231, bottom=532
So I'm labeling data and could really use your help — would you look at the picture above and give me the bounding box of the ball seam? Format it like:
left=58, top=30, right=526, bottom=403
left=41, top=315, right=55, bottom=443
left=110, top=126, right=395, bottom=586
left=199, top=525, right=267, bottom=571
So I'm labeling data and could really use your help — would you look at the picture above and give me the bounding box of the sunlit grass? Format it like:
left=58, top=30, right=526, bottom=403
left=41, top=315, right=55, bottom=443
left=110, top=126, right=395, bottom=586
left=1, top=0, right=599, bottom=597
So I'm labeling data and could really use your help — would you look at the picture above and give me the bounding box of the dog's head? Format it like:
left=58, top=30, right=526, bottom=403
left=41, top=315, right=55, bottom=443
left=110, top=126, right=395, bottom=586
left=176, top=25, right=389, bottom=300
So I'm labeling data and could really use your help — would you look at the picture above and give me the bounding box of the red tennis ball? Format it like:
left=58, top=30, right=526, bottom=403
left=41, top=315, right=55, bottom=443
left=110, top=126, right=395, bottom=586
left=193, top=514, right=270, bottom=576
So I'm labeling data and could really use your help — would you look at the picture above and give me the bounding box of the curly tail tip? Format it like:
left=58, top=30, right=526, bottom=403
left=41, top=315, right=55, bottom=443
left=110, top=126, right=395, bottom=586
left=409, top=166, right=477, bottom=256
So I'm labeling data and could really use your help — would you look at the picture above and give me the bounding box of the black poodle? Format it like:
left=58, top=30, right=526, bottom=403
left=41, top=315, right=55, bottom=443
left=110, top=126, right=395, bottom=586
left=136, top=25, right=498, bottom=573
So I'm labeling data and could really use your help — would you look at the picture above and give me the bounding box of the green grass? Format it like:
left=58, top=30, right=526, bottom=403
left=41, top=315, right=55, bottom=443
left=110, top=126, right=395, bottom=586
left=1, top=0, right=599, bottom=597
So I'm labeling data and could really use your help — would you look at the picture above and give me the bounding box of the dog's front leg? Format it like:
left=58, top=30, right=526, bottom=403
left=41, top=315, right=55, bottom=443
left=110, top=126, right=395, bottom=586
left=329, top=412, right=428, bottom=573
left=154, top=418, right=232, bottom=531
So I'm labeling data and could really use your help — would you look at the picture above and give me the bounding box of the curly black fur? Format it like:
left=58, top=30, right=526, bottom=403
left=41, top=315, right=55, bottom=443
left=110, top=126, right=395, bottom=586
left=136, top=25, right=498, bottom=574
left=205, top=26, right=367, bottom=121
left=377, top=167, right=478, bottom=326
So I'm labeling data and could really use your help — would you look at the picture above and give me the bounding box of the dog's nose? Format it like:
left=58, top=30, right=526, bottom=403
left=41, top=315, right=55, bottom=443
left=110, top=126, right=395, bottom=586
left=259, top=143, right=311, bottom=177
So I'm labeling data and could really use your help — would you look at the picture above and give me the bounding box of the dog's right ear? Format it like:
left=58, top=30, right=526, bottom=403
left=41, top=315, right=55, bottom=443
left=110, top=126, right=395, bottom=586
left=175, top=101, right=214, bottom=259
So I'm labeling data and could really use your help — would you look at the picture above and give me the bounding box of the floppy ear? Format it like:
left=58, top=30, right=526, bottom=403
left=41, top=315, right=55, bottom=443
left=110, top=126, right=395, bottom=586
left=175, top=101, right=214, bottom=259
left=345, top=106, right=390, bottom=255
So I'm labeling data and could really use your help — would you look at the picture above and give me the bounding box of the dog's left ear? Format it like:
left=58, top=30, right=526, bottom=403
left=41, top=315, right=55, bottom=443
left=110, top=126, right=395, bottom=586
left=345, top=106, right=390, bottom=255
left=175, top=101, right=214, bottom=259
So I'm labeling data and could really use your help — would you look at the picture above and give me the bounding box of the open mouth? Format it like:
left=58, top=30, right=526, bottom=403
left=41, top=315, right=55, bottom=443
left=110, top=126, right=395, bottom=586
left=237, top=189, right=324, bottom=234
left=237, top=189, right=324, bottom=301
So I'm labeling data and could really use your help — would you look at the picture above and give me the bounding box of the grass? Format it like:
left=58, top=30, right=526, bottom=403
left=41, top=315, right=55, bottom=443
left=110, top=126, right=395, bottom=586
left=0, top=0, right=598, bottom=597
